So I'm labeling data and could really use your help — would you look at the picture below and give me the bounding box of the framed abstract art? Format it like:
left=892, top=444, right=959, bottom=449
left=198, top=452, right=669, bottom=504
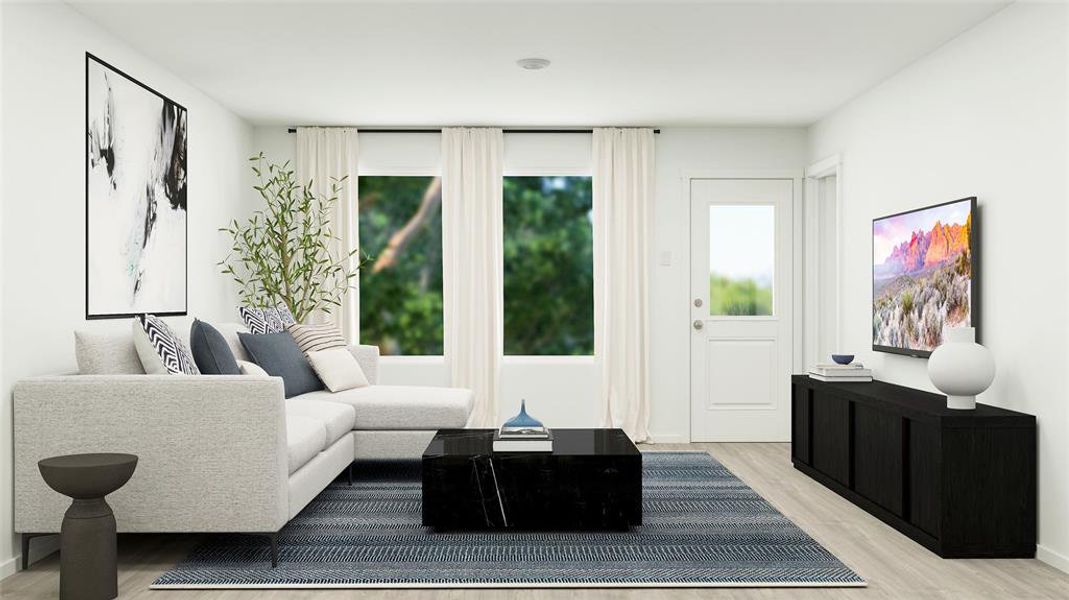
left=86, top=53, right=187, bottom=319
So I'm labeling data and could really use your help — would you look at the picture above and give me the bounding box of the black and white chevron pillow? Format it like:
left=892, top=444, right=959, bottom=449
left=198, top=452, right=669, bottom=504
left=239, top=306, right=270, bottom=334
left=137, top=315, right=200, bottom=375
left=239, top=305, right=295, bottom=334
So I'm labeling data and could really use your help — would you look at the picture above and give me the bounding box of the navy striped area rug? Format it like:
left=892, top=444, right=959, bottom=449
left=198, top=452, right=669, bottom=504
left=152, top=452, right=864, bottom=589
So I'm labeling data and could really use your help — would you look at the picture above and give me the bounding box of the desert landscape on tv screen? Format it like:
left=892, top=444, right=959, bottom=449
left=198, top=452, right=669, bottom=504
left=873, top=200, right=973, bottom=353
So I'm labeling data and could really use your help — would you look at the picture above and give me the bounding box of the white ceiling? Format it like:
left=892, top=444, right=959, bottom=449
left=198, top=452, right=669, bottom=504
left=68, top=1, right=1009, bottom=127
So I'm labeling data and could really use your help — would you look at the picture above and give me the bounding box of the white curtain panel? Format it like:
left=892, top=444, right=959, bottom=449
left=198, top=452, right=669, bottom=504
left=441, top=127, right=504, bottom=427
left=295, top=127, right=360, bottom=342
left=593, top=128, right=655, bottom=442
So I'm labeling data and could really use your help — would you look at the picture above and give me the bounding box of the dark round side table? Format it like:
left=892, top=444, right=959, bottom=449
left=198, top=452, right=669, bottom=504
left=38, top=453, right=138, bottom=600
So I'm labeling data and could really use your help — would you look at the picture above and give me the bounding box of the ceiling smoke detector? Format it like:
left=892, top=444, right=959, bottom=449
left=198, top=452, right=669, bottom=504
left=516, top=58, right=551, bottom=71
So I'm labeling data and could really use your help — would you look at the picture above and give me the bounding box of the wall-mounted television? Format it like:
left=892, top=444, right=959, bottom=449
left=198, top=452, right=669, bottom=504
left=872, top=197, right=977, bottom=358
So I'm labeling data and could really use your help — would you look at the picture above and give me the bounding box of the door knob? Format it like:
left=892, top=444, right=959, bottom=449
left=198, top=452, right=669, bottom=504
left=693, top=320, right=704, bottom=331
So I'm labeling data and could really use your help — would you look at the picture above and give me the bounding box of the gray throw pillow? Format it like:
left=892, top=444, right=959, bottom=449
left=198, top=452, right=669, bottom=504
left=189, top=320, right=241, bottom=375
left=238, top=331, right=324, bottom=398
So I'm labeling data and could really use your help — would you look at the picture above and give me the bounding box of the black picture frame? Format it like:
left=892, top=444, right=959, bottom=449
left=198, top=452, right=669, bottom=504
left=85, top=52, right=188, bottom=320
left=871, top=196, right=979, bottom=359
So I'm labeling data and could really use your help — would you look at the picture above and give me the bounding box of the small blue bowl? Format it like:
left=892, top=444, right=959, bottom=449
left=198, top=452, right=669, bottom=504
left=831, top=354, right=855, bottom=365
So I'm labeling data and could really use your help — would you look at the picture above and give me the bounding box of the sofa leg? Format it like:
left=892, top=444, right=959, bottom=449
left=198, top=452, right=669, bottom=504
left=249, top=532, right=280, bottom=568
left=347, top=463, right=354, bottom=487
left=268, top=533, right=279, bottom=569
left=21, top=533, right=49, bottom=571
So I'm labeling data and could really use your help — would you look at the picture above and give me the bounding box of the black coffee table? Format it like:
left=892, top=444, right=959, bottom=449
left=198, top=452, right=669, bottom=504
left=421, top=428, right=641, bottom=531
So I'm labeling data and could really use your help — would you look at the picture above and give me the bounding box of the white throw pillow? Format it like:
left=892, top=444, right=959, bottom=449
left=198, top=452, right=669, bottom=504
left=306, top=347, right=370, bottom=392
left=75, top=330, right=145, bottom=374
left=286, top=322, right=347, bottom=354
left=236, top=360, right=270, bottom=377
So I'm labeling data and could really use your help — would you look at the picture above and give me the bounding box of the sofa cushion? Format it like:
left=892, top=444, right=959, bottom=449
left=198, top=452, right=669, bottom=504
left=286, top=398, right=356, bottom=446
left=239, top=331, right=323, bottom=398
left=189, top=320, right=241, bottom=375
left=215, top=323, right=251, bottom=362
left=74, top=330, right=145, bottom=374
left=286, top=414, right=327, bottom=475
left=236, top=360, right=269, bottom=376
left=299, top=385, right=473, bottom=430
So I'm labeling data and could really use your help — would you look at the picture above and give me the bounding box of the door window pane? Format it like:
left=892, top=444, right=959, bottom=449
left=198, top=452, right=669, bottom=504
left=709, top=205, right=774, bottom=316
left=503, top=176, right=594, bottom=355
left=358, top=176, right=443, bottom=355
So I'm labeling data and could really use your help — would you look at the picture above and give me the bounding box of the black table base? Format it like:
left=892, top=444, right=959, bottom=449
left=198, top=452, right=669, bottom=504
left=422, top=429, right=641, bottom=531
left=60, top=498, right=118, bottom=600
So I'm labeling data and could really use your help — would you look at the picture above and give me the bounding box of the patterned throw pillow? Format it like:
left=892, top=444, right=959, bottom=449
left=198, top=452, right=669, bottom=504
left=239, top=305, right=297, bottom=334
left=277, top=305, right=297, bottom=327
left=239, top=307, right=270, bottom=335
left=132, top=315, right=200, bottom=375
left=286, top=323, right=347, bottom=354
left=262, top=308, right=284, bottom=334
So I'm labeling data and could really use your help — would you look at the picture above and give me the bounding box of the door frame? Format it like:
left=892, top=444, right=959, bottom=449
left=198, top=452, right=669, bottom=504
left=803, top=155, right=844, bottom=367
left=682, top=169, right=804, bottom=443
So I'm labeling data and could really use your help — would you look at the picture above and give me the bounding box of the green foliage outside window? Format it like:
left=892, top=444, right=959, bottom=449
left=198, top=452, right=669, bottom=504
left=358, top=176, right=443, bottom=355
left=357, top=175, right=594, bottom=356
left=709, top=275, right=773, bottom=316
left=504, top=176, right=594, bottom=355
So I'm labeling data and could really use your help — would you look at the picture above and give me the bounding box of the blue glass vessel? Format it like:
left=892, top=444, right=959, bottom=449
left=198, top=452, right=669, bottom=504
left=502, top=399, right=544, bottom=430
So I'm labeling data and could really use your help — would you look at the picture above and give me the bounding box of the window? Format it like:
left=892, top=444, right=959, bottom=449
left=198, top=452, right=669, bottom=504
left=708, top=204, right=774, bottom=316
left=358, top=176, right=443, bottom=355
left=503, top=176, right=594, bottom=355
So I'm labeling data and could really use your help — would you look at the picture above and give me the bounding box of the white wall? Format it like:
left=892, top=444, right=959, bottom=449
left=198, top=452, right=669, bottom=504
left=649, top=128, right=808, bottom=440
left=808, top=2, right=1069, bottom=571
left=252, top=126, right=808, bottom=439
left=0, top=1, right=256, bottom=576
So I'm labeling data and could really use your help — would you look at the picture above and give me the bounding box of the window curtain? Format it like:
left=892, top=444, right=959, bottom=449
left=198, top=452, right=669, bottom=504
left=295, top=127, right=360, bottom=342
left=441, top=127, right=504, bottom=427
left=593, top=128, right=655, bottom=442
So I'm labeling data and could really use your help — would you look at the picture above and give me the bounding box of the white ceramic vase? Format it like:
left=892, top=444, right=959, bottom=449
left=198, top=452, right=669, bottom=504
left=927, top=327, right=995, bottom=410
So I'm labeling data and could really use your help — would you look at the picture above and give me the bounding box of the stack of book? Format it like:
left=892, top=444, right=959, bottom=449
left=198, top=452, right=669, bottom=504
left=493, top=426, right=553, bottom=452
left=808, top=363, right=872, bottom=383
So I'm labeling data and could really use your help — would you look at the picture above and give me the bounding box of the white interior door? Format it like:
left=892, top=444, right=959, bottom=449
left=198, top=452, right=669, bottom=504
left=690, top=178, right=794, bottom=442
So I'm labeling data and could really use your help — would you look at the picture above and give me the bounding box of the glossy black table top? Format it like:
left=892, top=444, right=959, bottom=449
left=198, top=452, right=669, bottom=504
left=423, top=428, right=640, bottom=458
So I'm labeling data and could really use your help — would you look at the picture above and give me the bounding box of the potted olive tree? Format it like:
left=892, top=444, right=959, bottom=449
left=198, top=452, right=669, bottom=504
left=220, top=153, right=366, bottom=321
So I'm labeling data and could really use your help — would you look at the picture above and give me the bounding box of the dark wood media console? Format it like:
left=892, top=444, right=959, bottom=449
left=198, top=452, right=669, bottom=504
left=791, top=375, right=1036, bottom=558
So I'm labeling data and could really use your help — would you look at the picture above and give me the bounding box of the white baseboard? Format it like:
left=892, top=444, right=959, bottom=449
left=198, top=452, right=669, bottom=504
left=1037, top=543, right=1069, bottom=574
left=644, top=432, right=690, bottom=444
left=0, top=555, right=16, bottom=581
left=0, top=535, right=61, bottom=581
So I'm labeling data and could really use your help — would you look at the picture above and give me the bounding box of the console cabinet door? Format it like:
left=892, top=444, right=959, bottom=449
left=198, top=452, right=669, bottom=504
left=909, top=419, right=941, bottom=537
left=811, top=392, right=850, bottom=485
left=791, top=386, right=811, bottom=465
left=853, top=403, right=904, bottom=516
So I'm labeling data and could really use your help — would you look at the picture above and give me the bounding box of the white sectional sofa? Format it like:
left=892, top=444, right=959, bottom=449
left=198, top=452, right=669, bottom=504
left=13, top=323, right=472, bottom=567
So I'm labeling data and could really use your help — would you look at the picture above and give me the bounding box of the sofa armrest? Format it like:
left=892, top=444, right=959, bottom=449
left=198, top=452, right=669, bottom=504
left=349, top=344, right=380, bottom=385
left=14, top=375, right=289, bottom=534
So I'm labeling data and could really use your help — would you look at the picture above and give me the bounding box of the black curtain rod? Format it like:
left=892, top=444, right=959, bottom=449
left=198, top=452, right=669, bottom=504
left=286, top=127, right=660, bottom=134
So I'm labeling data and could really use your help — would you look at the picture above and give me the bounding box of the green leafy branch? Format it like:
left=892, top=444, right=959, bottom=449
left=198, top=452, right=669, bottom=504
left=219, top=152, right=370, bottom=322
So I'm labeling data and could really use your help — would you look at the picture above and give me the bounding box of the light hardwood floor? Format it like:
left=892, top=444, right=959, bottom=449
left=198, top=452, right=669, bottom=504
left=3, top=443, right=1067, bottom=599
